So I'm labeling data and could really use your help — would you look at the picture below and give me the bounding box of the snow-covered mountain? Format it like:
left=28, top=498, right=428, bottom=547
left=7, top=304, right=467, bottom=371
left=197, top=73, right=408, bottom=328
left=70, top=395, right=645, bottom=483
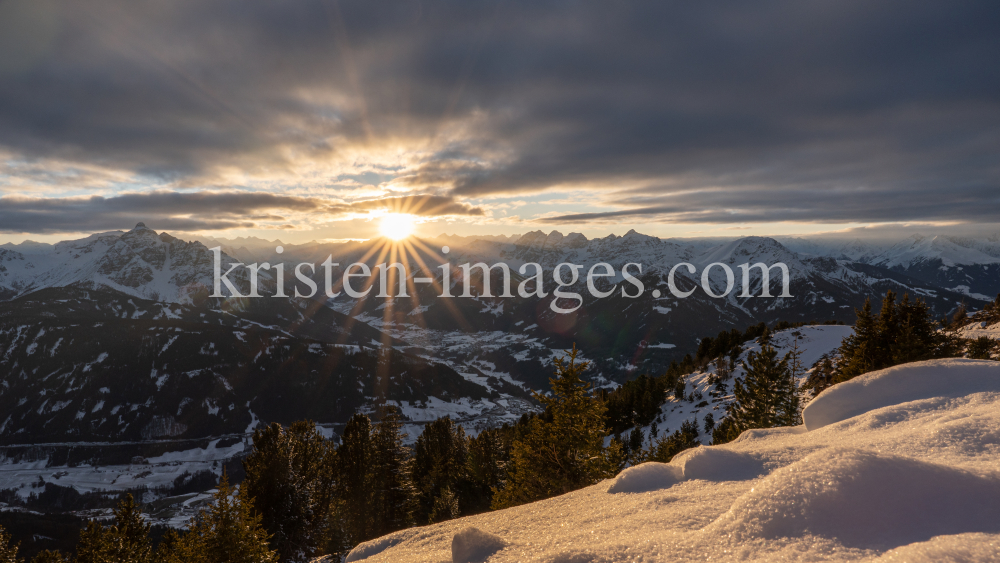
left=0, top=226, right=993, bottom=450
left=0, top=223, right=260, bottom=302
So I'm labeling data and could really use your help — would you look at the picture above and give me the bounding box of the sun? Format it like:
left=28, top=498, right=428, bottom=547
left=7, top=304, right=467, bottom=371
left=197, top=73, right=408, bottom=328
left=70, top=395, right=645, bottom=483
left=379, top=213, right=416, bottom=240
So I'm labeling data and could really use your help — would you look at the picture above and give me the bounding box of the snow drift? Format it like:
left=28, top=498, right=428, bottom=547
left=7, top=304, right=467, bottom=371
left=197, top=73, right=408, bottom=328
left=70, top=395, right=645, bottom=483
left=345, top=358, right=1000, bottom=562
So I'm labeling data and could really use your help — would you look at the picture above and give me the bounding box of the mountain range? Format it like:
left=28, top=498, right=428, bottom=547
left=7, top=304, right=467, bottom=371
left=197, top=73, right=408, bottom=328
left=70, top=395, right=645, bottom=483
left=0, top=224, right=996, bottom=487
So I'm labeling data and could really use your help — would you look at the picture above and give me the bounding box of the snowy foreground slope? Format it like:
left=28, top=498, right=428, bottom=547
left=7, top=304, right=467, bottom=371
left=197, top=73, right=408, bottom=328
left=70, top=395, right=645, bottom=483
left=347, top=359, right=1000, bottom=563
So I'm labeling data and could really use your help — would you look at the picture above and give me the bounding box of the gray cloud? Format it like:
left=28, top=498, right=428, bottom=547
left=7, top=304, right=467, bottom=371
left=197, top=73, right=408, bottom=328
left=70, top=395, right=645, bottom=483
left=0, top=191, right=481, bottom=233
left=0, top=0, right=997, bottom=227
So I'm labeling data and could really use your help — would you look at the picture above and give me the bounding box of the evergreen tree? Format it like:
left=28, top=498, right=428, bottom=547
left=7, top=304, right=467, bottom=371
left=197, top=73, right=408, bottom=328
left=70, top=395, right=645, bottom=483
left=0, top=525, right=20, bottom=563
left=29, top=551, right=67, bottom=563
left=175, top=472, right=278, bottom=563
left=703, top=413, right=715, bottom=434
left=711, top=415, right=741, bottom=445
left=76, top=494, right=151, bottom=563
left=781, top=341, right=804, bottom=426
left=967, top=336, right=997, bottom=360
left=802, top=355, right=835, bottom=396
left=412, top=417, right=469, bottom=524
left=726, top=344, right=798, bottom=434
left=836, top=298, right=882, bottom=380
left=464, top=427, right=512, bottom=514
left=427, top=486, right=459, bottom=524
left=836, top=291, right=958, bottom=382
left=492, top=346, right=622, bottom=509
left=242, top=421, right=340, bottom=561
left=75, top=520, right=113, bottom=563
left=645, top=420, right=700, bottom=462
left=109, top=494, right=153, bottom=563
left=334, top=414, right=376, bottom=545
left=625, top=427, right=645, bottom=465
left=370, top=406, right=415, bottom=537
left=673, top=377, right=686, bottom=400
left=952, top=302, right=968, bottom=327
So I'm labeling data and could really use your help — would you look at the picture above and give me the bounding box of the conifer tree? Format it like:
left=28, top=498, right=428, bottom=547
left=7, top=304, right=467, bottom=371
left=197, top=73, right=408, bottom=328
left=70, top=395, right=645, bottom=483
left=967, top=336, right=997, bottom=360
left=178, top=472, right=278, bottom=563
left=836, top=297, right=886, bottom=380
left=412, top=417, right=469, bottom=524
left=334, top=414, right=376, bottom=545
left=29, top=551, right=67, bottom=563
left=781, top=341, right=804, bottom=426
left=837, top=290, right=957, bottom=382
left=370, top=406, right=415, bottom=537
left=427, top=487, right=459, bottom=524
left=0, top=525, right=20, bottom=563
left=645, top=419, right=700, bottom=462
left=75, top=520, right=113, bottom=563
left=109, top=494, right=153, bottom=563
left=727, top=344, right=797, bottom=433
left=492, top=346, right=621, bottom=509
left=242, top=421, right=340, bottom=561
left=465, top=427, right=511, bottom=514
left=952, top=302, right=968, bottom=327
left=76, top=494, right=152, bottom=563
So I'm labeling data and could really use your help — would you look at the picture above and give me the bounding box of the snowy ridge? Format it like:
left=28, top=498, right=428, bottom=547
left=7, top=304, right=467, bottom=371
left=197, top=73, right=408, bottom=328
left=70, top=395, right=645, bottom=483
left=0, top=223, right=263, bottom=302
left=346, top=358, right=1000, bottom=562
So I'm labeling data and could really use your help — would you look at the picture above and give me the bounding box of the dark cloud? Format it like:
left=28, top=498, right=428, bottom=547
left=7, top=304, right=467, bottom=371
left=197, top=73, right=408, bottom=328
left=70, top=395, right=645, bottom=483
left=0, top=191, right=480, bottom=233
left=0, top=191, right=321, bottom=233
left=0, top=0, right=998, bottom=225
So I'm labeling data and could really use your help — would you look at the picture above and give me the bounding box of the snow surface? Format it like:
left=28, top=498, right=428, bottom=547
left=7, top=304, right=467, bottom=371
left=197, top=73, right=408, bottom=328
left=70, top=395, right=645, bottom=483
left=346, top=358, right=1000, bottom=562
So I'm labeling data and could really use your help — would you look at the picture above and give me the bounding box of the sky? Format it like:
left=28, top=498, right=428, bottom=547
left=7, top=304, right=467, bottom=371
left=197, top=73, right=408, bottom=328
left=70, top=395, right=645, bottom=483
left=0, top=0, right=998, bottom=244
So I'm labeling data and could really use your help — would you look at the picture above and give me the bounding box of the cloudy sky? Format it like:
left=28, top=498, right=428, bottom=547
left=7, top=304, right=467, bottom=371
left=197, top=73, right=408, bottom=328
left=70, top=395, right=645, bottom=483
left=1, top=0, right=998, bottom=243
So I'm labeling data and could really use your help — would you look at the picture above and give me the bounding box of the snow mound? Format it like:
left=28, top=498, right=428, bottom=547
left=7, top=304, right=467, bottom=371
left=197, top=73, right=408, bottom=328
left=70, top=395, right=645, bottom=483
left=606, top=462, right=683, bottom=493
left=873, top=533, right=1000, bottom=562
left=705, top=447, right=1000, bottom=549
left=345, top=535, right=408, bottom=562
left=672, top=447, right=765, bottom=482
left=451, top=527, right=507, bottom=563
left=803, top=358, right=1000, bottom=430
left=349, top=358, right=1000, bottom=562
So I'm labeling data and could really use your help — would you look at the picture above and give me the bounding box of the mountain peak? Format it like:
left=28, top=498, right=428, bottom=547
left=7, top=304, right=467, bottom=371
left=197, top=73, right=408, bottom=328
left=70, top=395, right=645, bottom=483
left=132, top=222, right=151, bottom=231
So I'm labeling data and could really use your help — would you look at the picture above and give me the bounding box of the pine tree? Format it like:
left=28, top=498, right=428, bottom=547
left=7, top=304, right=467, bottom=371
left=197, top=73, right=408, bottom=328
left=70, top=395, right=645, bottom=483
left=0, top=525, right=20, bottom=563
left=492, top=346, right=622, bottom=509
left=370, top=406, right=415, bottom=537
left=427, top=486, right=459, bottom=524
left=703, top=413, right=715, bottom=434
left=967, top=336, right=997, bottom=360
left=727, top=344, right=797, bottom=434
left=75, top=520, right=113, bottom=563
left=646, top=419, right=700, bottom=462
left=334, top=414, right=376, bottom=545
left=178, top=472, right=278, bottom=563
left=836, top=291, right=958, bottom=382
left=242, top=421, right=340, bottom=561
left=952, top=302, right=968, bottom=327
left=781, top=341, right=804, bottom=426
left=75, top=494, right=152, bottom=563
left=29, top=551, right=67, bottom=563
left=836, top=298, right=884, bottom=381
left=711, top=415, right=741, bottom=445
left=412, top=417, right=469, bottom=524
left=464, top=427, right=511, bottom=514
left=109, top=494, right=153, bottom=563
